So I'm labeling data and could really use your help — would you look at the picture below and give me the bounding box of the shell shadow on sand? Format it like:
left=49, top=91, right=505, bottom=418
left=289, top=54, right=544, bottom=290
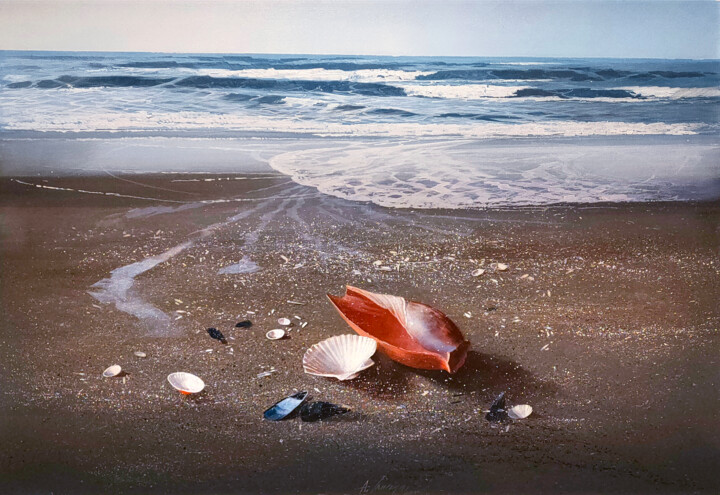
left=412, top=350, right=558, bottom=397
left=343, top=351, right=556, bottom=400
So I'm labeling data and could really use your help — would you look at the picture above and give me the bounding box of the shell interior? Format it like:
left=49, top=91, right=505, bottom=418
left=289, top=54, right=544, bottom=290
left=167, top=372, right=205, bottom=394
left=266, top=329, right=286, bottom=340
left=508, top=404, right=533, bottom=420
left=303, top=334, right=377, bottom=381
left=102, top=365, right=122, bottom=377
left=263, top=391, right=308, bottom=421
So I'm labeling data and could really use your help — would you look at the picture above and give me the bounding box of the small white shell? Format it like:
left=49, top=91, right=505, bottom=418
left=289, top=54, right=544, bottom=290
left=472, top=268, right=485, bottom=277
left=277, top=317, right=291, bottom=326
left=508, top=404, right=533, bottom=419
left=266, top=329, right=286, bottom=340
left=303, top=334, right=377, bottom=381
left=496, top=263, right=509, bottom=271
left=102, top=365, right=122, bottom=377
left=133, top=351, right=147, bottom=358
left=167, top=372, right=205, bottom=394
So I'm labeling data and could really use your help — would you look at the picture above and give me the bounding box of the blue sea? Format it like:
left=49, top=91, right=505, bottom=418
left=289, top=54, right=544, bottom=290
left=1, top=51, right=718, bottom=207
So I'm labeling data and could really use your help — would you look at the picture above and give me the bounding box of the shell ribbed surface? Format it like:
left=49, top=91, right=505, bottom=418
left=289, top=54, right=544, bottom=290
left=303, top=334, right=377, bottom=380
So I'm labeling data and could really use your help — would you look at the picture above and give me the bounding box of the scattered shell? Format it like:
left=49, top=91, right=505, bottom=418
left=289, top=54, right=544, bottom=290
left=485, top=392, right=508, bottom=422
left=508, top=404, right=533, bottom=420
left=497, top=263, right=509, bottom=271
left=277, top=317, right=291, bottom=326
left=207, top=327, right=227, bottom=344
left=472, top=268, right=485, bottom=277
left=328, top=286, right=470, bottom=373
left=102, top=365, right=122, bottom=378
left=300, top=401, right=349, bottom=422
left=372, top=260, right=383, bottom=266
left=263, top=391, right=308, bottom=421
left=133, top=351, right=147, bottom=358
left=303, top=334, right=377, bottom=381
left=167, top=372, right=205, bottom=395
left=266, top=329, right=286, bottom=340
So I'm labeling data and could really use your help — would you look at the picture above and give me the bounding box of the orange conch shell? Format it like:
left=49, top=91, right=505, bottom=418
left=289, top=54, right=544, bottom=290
left=327, top=286, right=470, bottom=373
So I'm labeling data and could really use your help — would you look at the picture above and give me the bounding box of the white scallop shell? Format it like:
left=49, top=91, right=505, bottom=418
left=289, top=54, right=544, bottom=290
left=277, top=317, right=291, bottom=326
left=102, top=365, right=122, bottom=377
left=303, top=334, right=377, bottom=381
left=167, top=372, right=205, bottom=394
left=508, top=404, right=533, bottom=419
left=266, top=329, right=286, bottom=340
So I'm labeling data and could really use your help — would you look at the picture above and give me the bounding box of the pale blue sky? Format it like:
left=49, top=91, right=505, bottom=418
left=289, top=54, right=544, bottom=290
left=0, top=0, right=717, bottom=58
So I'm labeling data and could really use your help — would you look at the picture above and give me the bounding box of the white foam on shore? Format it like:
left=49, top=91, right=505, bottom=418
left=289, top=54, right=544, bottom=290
left=88, top=241, right=194, bottom=335
left=218, top=256, right=260, bottom=275
left=269, top=140, right=720, bottom=209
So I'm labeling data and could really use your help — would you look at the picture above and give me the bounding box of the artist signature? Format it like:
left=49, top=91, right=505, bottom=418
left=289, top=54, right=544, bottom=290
left=359, top=475, right=418, bottom=494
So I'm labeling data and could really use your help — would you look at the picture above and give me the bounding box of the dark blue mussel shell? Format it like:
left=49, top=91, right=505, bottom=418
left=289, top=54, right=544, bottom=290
left=300, top=401, right=349, bottom=422
left=485, top=391, right=509, bottom=423
left=263, top=391, right=308, bottom=421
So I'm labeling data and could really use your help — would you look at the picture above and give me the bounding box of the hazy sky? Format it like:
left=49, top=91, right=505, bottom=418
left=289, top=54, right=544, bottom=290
left=1, top=0, right=718, bottom=58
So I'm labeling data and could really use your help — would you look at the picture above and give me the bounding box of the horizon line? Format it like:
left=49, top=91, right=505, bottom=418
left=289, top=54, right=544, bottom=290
left=1, top=49, right=718, bottom=62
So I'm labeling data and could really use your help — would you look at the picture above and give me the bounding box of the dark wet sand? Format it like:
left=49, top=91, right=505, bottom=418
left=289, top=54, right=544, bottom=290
left=0, top=175, right=718, bottom=494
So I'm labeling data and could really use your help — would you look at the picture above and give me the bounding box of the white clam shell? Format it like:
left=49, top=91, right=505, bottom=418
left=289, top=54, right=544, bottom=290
left=277, top=317, right=291, bottom=326
left=133, top=351, right=147, bottom=358
left=102, top=365, right=122, bottom=377
left=303, top=334, right=377, bottom=381
left=496, top=263, right=509, bottom=271
left=266, top=329, right=286, bottom=340
left=508, top=404, right=533, bottom=419
left=167, top=372, right=205, bottom=394
left=472, top=268, right=485, bottom=277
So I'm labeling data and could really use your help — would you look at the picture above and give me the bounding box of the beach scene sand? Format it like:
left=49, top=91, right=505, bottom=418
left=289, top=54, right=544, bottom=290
left=1, top=2, right=719, bottom=494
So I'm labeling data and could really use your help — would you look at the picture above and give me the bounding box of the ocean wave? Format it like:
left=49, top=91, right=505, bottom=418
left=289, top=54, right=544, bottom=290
left=1, top=108, right=700, bottom=138
left=616, top=86, right=720, bottom=99
left=418, top=69, right=599, bottom=81
left=173, top=76, right=406, bottom=96
left=403, top=84, right=528, bottom=99
left=184, top=68, right=432, bottom=82
left=512, top=88, right=641, bottom=99
left=117, top=60, right=409, bottom=71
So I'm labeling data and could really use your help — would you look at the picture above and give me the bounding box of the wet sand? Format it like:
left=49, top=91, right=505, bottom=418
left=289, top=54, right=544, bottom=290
left=0, top=174, right=718, bottom=494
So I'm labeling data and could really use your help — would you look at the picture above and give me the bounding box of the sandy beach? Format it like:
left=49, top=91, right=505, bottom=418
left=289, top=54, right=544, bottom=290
left=0, top=173, right=718, bottom=494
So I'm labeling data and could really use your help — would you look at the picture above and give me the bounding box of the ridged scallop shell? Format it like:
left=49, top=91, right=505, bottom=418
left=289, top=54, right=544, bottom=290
left=167, top=372, right=205, bottom=394
left=303, top=334, right=377, bottom=381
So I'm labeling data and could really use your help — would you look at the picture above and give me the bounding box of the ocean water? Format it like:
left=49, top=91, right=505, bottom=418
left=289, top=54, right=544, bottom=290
left=1, top=51, right=718, bottom=207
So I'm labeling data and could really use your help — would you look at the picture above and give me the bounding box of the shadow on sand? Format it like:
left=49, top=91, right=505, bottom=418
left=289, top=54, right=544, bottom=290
left=346, top=350, right=557, bottom=401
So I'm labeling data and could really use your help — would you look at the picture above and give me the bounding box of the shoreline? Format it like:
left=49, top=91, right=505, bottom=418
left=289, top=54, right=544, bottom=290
left=1, top=173, right=718, bottom=493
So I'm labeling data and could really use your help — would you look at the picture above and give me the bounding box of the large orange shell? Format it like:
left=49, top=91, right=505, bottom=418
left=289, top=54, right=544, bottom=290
left=327, top=286, right=470, bottom=373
